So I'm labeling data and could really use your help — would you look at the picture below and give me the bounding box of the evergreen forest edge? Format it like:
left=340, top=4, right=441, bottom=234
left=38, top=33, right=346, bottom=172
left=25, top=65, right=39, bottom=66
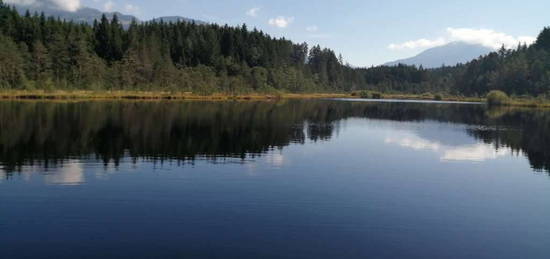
left=2, top=1, right=550, bottom=101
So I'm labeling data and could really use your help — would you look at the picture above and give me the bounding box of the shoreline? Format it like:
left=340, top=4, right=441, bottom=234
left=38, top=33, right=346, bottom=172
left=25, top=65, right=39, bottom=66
left=377, top=94, right=550, bottom=108
left=1, top=90, right=549, bottom=108
left=0, top=90, right=351, bottom=101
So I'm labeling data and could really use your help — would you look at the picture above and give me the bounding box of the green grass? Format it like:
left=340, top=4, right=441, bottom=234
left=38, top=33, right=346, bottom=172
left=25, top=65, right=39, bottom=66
left=3, top=90, right=550, bottom=108
left=0, top=90, right=351, bottom=100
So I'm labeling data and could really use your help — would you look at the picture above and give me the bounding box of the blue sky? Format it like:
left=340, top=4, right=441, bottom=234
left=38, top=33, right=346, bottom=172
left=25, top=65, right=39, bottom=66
left=11, top=0, right=550, bottom=66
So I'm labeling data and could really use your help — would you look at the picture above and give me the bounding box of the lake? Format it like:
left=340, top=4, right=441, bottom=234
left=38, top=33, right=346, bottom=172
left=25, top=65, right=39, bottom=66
left=1, top=99, right=550, bottom=259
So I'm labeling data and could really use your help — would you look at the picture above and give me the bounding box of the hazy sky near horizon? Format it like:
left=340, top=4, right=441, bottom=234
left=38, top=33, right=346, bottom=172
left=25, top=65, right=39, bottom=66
left=7, top=0, right=550, bottom=66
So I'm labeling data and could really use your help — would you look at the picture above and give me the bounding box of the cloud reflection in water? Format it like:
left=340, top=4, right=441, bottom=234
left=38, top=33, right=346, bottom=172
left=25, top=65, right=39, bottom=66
left=385, top=134, right=513, bottom=162
left=44, top=161, right=85, bottom=186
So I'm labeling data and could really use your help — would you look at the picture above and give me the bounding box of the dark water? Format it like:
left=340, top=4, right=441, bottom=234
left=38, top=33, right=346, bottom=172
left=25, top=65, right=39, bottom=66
left=1, top=99, right=550, bottom=259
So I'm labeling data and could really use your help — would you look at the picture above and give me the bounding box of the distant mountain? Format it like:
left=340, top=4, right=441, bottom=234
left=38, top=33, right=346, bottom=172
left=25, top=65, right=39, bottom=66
left=384, top=42, right=493, bottom=68
left=151, top=16, right=206, bottom=25
left=12, top=4, right=205, bottom=27
left=13, top=4, right=138, bottom=26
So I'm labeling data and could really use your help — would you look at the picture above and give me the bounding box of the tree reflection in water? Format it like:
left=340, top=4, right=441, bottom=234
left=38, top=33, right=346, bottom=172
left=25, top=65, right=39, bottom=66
left=1, top=100, right=549, bottom=177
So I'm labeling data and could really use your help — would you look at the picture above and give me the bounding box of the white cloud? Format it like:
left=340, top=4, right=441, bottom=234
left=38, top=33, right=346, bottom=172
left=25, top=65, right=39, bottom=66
left=51, top=0, right=80, bottom=11
left=389, top=28, right=536, bottom=51
left=246, top=7, right=260, bottom=17
left=5, top=0, right=36, bottom=5
left=306, top=25, right=318, bottom=32
left=268, top=16, right=294, bottom=28
left=5, top=0, right=81, bottom=12
left=446, top=27, right=536, bottom=49
left=388, top=38, right=447, bottom=50
left=308, top=34, right=332, bottom=39
left=124, top=3, right=139, bottom=14
left=305, top=25, right=330, bottom=38
left=103, top=0, right=114, bottom=12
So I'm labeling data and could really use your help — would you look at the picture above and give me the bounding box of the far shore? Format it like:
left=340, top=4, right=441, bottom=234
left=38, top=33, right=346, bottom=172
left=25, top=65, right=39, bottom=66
left=1, top=90, right=550, bottom=108
left=0, top=90, right=350, bottom=101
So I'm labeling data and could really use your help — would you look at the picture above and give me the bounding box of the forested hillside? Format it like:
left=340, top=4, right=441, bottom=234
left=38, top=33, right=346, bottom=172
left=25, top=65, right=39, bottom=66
left=375, top=31, right=550, bottom=98
left=0, top=0, right=549, bottom=97
left=0, top=1, right=431, bottom=94
left=439, top=32, right=550, bottom=97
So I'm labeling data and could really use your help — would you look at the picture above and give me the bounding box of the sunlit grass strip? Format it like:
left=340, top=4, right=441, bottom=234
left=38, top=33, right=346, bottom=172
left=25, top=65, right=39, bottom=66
left=3, top=90, right=549, bottom=107
left=355, top=92, right=485, bottom=103
left=386, top=94, right=483, bottom=103
left=383, top=94, right=550, bottom=107
left=0, top=90, right=352, bottom=100
left=497, top=98, right=550, bottom=108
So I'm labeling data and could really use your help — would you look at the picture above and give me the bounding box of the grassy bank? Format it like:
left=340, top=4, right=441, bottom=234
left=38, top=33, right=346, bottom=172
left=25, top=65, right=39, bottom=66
left=2, top=90, right=549, bottom=108
left=0, top=90, right=352, bottom=101
left=380, top=93, right=484, bottom=103
left=485, top=90, right=550, bottom=108
left=351, top=91, right=484, bottom=103
left=355, top=91, right=550, bottom=107
left=380, top=94, right=550, bottom=107
left=494, top=98, right=550, bottom=108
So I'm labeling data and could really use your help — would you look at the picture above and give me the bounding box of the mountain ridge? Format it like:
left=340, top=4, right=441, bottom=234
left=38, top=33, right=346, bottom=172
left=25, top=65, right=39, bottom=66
left=11, top=4, right=205, bottom=26
left=384, top=42, right=493, bottom=68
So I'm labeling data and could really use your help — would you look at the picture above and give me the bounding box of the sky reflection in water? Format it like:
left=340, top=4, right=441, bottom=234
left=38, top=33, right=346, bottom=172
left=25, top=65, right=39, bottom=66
left=1, top=100, right=549, bottom=259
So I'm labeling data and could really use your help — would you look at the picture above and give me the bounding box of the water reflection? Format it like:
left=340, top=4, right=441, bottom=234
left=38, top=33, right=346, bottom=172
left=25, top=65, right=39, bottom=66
left=442, top=144, right=512, bottom=161
left=385, top=132, right=514, bottom=162
left=266, top=152, right=286, bottom=168
left=385, top=136, right=441, bottom=152
left=1, top=100, right=550, bottom=178
left=2, top=100, right=550, bottom=259
left=43, top=161, right=85, bottom=186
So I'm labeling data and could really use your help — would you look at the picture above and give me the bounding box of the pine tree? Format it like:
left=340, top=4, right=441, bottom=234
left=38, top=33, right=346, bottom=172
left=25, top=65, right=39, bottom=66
left=94, top=14, right=111, bottom=61
left=535, top=27, right=550, bottom=51
left=0, top=33, right=25, bottom=89
left=30, top=40, right=51, bottom=83
left=110, top=14, right=124, bottom=60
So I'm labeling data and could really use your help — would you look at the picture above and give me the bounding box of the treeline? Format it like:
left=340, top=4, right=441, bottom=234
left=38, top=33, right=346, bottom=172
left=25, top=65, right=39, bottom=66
left=1, top=0, right=550, bottom=97
left=0, top=2, right=335, bottom=93
left=0, top=1, right=429, bottom=94
left=441, top=33, right=550, bottom=97
left=398, top=28, right=550, bottom=98
left=358, top=28, right=550, bottom=98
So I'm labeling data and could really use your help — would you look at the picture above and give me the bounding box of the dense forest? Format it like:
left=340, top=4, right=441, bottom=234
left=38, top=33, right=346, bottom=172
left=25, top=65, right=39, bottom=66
left=431, top=38, right=550, bottom=97
left=0, top=1, right=360, bottom=94
left=0, top=0, right=549, bottom=97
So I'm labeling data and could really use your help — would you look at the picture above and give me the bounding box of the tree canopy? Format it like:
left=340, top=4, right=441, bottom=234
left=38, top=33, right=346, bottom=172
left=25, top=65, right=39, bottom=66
left=0, top=1, right=549, bottom=97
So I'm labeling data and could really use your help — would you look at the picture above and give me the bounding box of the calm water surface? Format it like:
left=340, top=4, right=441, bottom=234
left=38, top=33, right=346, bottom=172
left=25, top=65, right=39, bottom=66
left=1, top=100, right=550, bottom=259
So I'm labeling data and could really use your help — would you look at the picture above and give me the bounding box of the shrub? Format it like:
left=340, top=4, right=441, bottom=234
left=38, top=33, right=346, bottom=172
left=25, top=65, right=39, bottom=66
left=421, top=92, right=432, bottom=98
left=358, top=90, right=383, bottom=99
left=371, top=92, right=383, bottom=99
left=486, top=90, right=510, bottom=106
left=434, top=94, right=443, bottom=101
left=359, top=90, right=370, bottom=98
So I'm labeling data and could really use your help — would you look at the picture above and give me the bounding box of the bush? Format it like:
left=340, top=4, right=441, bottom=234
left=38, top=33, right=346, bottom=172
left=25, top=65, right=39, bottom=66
left=434, top=94, right=443, bottom=101
left=371, top=92, right=383, bottom=99
left=358, top=90, right=383, bottom=99
left=487, top=90, right=510, bottom=106
left=421, top=92, right=433, bottom=98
